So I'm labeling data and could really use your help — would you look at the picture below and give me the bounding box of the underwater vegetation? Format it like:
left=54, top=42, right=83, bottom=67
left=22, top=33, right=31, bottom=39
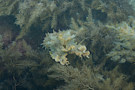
left=107, top=17, right=135, bottom=63
left=48, top=63, right=134, bottom=90
left=0, top=0, right=135, bottom=90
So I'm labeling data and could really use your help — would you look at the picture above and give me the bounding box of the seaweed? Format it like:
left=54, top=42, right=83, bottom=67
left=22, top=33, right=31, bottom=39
left=107, top=17, right=135, bottom=63
left=0, top=0, right=135, bottom=89
left=48, top=63, right=134, bottom=90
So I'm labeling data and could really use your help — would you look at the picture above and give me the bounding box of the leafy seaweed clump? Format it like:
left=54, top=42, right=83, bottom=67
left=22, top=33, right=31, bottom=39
left=107, top=17, right=135, bottom=63
left=48, top=63, right=134, bottom=90
left=0, top=0, right=135, bottom=89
